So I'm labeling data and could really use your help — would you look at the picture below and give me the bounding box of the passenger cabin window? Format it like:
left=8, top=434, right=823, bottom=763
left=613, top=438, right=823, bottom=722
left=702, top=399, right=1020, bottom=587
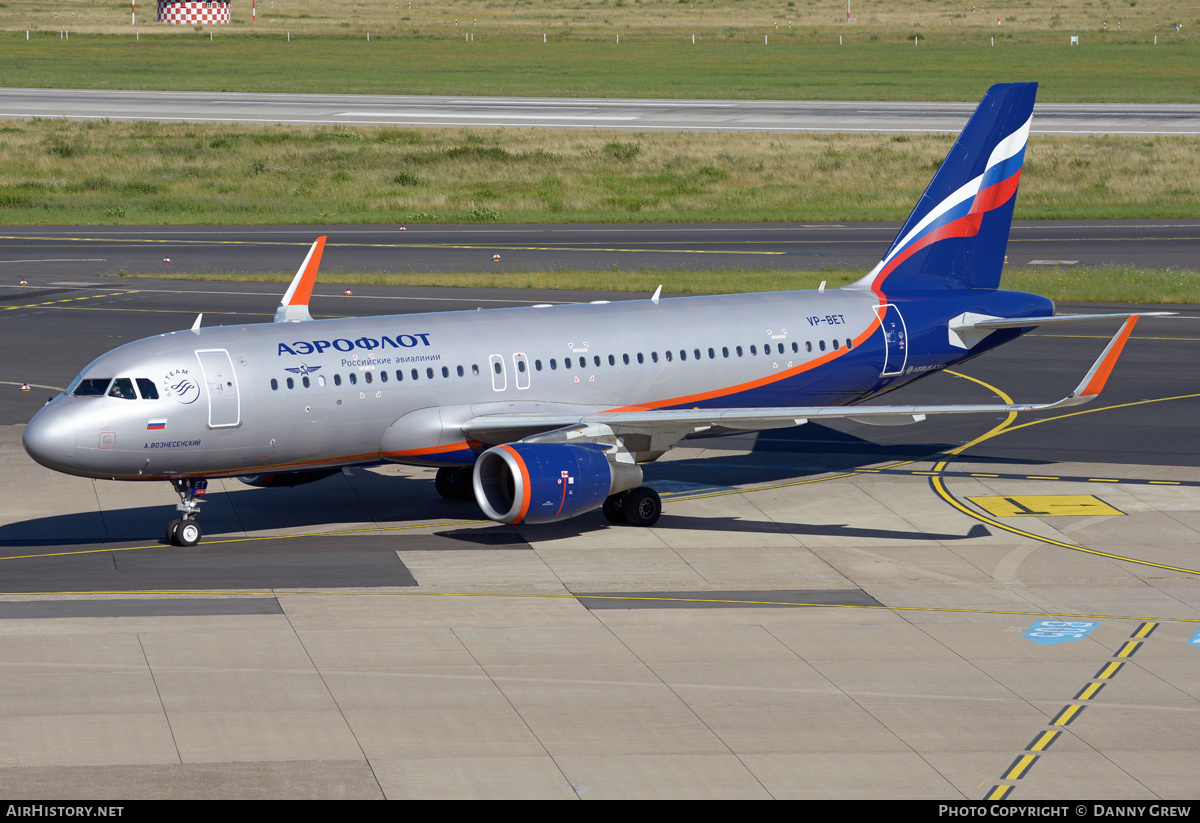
left=136, top=378, right=159, bottom=400
left=270, top=378, right=278, bottom=391
left=334, top=374, right=342, bottom=386
left=73, top=378, right=111, bottom=397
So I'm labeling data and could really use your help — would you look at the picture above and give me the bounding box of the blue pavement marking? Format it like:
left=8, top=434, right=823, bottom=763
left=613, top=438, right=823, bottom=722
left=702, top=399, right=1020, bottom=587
left=1190, top=627, right=1200, bottom=648
left=1024, top=620, right=1101, bottom=645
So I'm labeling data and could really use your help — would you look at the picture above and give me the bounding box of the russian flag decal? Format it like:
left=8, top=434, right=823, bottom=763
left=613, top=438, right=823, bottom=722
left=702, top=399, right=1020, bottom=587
left=146, top=419, right=167, bottom=430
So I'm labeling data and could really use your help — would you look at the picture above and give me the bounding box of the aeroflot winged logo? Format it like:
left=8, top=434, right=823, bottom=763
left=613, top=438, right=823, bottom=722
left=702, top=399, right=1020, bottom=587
left=277, top=333, right=433, bottom=356
left=284, top=363, right=322, bottom=377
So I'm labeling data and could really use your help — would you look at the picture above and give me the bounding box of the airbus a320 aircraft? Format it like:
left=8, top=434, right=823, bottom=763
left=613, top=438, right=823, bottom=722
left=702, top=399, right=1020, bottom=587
left=23, top=83, right=1166, bottom=546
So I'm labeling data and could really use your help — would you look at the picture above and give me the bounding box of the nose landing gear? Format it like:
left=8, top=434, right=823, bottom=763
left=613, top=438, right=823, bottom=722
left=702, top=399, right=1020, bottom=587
left=166, top=478, right=207, bottom=547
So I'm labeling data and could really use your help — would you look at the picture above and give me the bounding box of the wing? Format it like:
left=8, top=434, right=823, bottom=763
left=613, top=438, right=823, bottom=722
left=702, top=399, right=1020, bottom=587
left=462, top=317, right=1140, bottom=455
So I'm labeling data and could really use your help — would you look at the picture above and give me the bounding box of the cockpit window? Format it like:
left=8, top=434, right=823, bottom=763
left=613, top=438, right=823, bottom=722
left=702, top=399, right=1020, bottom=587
left=72, top=378, right=112, bottom=397
left=136, top=379, right=159, bottom=400
left=108, top=378, right=137, bottom=400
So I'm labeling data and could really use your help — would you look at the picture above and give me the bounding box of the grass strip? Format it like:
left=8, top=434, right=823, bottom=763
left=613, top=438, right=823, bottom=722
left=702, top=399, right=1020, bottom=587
left=3, top=119, right=1198, bottom=224
left=1, top=29, right=1198, bottom=103
left=107, top=265, right=1200, bottom=304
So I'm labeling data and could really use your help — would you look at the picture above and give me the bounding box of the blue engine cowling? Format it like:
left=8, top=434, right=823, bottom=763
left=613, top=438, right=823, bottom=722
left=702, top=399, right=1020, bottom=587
left=473, top=442, right=637, bottom=525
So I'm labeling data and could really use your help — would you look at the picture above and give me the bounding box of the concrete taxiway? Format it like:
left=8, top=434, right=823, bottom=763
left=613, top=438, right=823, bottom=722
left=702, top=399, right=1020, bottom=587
left=0, top=262, right=1199, bottom=798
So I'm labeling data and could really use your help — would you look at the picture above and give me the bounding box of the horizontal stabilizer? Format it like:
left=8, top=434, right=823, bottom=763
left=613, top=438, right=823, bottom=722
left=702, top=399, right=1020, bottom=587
left=948, top=310, right=1171, bottom=349
left=274, top=236, right=326, bottom=323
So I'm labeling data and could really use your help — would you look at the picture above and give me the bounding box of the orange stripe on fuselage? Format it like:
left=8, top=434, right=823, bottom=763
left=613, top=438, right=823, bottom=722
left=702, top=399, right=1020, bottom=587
left=603, top=311, right=883, bottom=413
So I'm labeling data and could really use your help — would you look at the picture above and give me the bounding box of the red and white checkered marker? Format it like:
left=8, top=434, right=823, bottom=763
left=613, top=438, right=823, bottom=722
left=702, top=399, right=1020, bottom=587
left=157, top=0, right=230, bottom=24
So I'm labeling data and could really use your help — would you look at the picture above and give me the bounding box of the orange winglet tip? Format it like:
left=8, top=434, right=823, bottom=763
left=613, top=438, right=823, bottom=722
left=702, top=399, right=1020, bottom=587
left=285, top=236, right=326, bottom=307
left=1079, top=316, right=1138, bottom=398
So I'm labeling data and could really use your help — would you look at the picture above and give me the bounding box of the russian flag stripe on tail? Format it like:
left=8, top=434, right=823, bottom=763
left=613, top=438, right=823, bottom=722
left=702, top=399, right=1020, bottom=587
left=851, top=83, right=1038, bottom=297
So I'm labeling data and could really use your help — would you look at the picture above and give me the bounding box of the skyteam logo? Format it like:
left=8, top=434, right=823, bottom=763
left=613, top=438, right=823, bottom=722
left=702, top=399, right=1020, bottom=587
left=162, top=368, right=200, bottom=405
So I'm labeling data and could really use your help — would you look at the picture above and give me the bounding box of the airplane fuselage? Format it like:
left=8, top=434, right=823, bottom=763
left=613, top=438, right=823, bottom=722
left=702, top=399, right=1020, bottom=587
left=25, top=284, right=1052, bottom=482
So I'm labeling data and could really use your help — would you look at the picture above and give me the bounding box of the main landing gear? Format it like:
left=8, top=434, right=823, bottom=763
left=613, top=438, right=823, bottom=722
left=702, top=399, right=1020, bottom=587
left=602, top=486, right=662, bottom=527
left=165, top=478, right=207, bottom=547
left=434, top=466, right=474, bottom=501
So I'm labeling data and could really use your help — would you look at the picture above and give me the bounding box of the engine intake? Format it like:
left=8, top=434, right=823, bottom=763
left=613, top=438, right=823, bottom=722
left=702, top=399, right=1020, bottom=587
left=473, top=443, right=641, bottom=525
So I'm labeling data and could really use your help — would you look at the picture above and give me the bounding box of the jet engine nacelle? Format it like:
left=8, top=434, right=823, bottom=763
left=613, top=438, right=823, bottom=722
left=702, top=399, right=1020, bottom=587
left=473, top=442, right=642, bottom=525
left=237, top=469, right=341, bottom=488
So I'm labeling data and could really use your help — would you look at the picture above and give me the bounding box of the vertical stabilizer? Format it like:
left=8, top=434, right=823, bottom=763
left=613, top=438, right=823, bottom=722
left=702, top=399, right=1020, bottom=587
left=849, top=83, right=1037, bottom=297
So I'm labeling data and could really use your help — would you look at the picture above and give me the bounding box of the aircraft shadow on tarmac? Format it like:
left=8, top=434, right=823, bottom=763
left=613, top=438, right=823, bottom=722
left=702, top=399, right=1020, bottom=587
left=0, top=423, right=1032, bottom=553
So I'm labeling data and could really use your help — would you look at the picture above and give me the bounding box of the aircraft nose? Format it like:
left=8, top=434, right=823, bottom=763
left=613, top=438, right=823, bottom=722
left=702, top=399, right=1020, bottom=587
left=22, top=404, right=76, bottom=470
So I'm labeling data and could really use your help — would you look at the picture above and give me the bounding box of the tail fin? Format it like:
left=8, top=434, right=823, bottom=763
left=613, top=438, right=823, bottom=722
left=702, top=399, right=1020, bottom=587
left=850, top=82, right=1037, bottom=297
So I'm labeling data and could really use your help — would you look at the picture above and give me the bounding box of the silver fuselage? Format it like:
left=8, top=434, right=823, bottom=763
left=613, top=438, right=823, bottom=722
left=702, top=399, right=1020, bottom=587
left=23, top=285, right=989, bottom=481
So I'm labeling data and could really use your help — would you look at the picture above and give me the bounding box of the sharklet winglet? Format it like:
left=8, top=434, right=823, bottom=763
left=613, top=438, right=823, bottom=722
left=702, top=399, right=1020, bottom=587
left=274, top=236, right=326, bottom=323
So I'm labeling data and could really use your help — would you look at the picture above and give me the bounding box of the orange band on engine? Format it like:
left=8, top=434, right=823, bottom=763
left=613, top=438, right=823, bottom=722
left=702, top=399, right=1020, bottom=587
left=499, top=444, right=532, bottom=524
